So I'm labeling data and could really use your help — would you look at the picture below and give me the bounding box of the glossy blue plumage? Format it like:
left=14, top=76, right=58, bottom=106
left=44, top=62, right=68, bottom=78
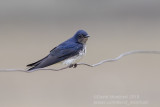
left=27, top=30, right=89, bottom=71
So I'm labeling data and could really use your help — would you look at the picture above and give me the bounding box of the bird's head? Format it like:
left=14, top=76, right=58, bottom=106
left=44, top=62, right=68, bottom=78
left=73, top=30, right=90, bottom=44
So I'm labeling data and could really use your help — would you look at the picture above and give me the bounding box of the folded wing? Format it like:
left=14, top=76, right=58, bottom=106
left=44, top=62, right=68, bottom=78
left=27, top=43, right=83, bottom=71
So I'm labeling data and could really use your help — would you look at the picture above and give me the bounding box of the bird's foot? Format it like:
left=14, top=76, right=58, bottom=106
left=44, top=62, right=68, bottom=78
left=69, top=64, right=77, bottom=68
left=73, top=64, right=77, bottom=68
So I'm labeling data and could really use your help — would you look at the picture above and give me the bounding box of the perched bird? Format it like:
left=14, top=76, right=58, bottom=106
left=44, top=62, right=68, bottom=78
left=27, top=30, right=90, bottom=71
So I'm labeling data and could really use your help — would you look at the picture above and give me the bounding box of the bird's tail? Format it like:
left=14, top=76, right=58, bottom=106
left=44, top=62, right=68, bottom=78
left=27, top=55, right=48, bottom=71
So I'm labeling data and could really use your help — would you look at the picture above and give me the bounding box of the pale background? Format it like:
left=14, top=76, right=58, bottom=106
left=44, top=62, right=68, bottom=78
left=0, top=0, right=160, bottom=107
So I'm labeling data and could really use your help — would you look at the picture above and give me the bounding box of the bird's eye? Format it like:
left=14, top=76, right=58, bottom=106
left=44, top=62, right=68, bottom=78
left=78, top=34, right=83, bottom=38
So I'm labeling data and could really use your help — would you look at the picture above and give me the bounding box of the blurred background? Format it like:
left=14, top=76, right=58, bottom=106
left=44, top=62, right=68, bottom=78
left=0, top=0, right=160, bottom=107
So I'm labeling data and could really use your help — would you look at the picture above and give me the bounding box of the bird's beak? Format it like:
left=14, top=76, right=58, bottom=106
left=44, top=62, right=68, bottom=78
left=84, top=35, right=90, bottom=38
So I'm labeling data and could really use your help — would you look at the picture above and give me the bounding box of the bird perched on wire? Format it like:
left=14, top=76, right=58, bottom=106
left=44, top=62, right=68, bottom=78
left=27, top=30, right=90, bottom=71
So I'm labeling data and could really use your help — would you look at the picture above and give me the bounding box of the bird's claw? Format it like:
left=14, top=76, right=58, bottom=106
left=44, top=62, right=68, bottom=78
left=69, top=64, right=77, bottom=68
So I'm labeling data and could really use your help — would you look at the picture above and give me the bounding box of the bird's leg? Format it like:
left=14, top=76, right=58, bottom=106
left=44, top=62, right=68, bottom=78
left=73, top=63, right=77, bottom=68
left=69, top=63, right=77, bottom=68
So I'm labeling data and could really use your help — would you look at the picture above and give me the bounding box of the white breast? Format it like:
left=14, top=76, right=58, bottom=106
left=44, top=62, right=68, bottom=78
left=62, top=45, right=86, bottom=65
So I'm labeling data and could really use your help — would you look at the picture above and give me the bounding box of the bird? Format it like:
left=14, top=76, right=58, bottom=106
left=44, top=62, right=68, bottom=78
left=27, top=30, right=90, bottom=71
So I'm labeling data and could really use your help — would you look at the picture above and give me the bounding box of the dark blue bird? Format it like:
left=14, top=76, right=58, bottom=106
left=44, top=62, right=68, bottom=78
left=27, top=30, right=90, bottom=71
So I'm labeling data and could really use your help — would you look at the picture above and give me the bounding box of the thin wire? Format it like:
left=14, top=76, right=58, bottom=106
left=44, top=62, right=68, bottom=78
left=0, top=50, right=160, bottom=72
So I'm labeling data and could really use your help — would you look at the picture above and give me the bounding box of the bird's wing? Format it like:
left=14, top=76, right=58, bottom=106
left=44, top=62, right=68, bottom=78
left=50, top=43, right=83, bottom=59
left=27, top=43, right=83, bottom=71
left=27, top=55, right=48, bottom=67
